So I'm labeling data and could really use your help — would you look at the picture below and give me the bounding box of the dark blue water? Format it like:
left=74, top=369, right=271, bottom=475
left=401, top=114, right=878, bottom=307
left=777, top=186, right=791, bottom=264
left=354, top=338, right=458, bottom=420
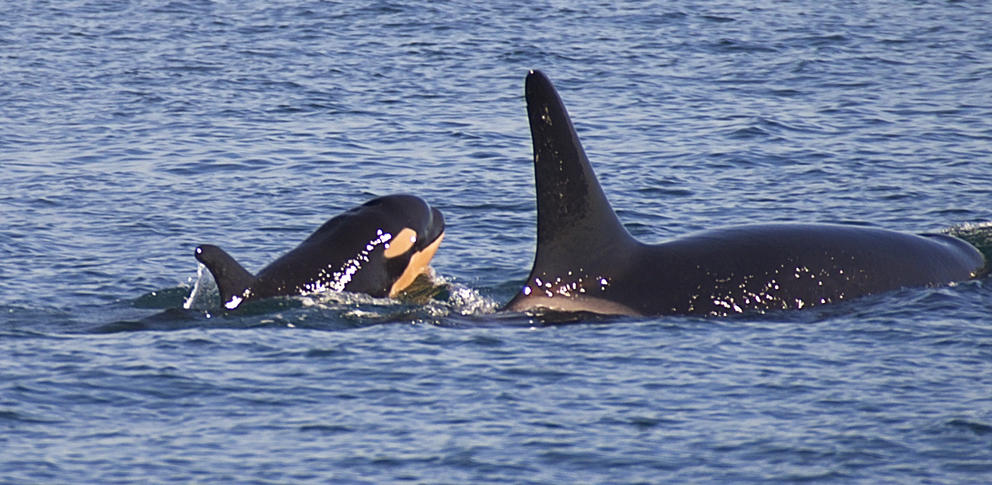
left=4, top=0, right=992, bottom=482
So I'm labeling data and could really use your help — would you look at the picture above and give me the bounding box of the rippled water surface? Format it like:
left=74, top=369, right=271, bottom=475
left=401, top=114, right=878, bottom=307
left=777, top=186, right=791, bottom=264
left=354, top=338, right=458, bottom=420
left=3, top=1, right=992, bottom=482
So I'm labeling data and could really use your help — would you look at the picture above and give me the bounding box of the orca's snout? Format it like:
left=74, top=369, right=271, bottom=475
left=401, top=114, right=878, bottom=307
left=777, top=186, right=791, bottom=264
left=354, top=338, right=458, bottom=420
left=428, top=207, right=445, bottom=243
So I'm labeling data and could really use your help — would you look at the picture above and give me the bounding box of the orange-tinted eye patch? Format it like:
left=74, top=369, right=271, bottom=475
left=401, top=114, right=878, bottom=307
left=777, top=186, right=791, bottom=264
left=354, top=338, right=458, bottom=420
left=389, top=232, right=444, bottom=298
left=384, top=227, right=417, bottom=258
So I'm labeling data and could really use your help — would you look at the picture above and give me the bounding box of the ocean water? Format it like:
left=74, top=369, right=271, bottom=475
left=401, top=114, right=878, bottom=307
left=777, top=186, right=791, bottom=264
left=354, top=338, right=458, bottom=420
left=3, top=0, right=992, bottom=482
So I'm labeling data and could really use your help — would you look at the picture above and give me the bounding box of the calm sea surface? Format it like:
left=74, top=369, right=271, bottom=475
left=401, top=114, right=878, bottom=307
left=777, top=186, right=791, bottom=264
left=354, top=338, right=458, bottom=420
left=3, top=1, right=992, bottom=483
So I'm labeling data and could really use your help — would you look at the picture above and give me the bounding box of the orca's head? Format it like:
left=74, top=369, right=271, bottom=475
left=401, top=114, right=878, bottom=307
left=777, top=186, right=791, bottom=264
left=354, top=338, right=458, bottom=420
left=326, top=194, right=445, bottom=298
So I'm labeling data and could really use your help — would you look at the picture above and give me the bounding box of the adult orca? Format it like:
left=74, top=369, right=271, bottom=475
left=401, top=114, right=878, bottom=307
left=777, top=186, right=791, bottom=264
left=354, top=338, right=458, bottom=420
left=194, top=194, right=444, bottom=310
left=505, top=70, right=987, bottom=317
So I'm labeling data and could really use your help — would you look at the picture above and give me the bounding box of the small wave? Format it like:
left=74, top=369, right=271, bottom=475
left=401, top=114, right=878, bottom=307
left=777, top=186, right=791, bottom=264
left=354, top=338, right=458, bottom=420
left=182, top=263, right=217, bottom=310
left=946, top=221, right=992, bottom=269
left=946, top=418, right=992, bottom=436
left=429, top=273, right=502, bottom=316
left=301, top=271, right=501, bottom=321
left=179, top=264, right=500, bottom=325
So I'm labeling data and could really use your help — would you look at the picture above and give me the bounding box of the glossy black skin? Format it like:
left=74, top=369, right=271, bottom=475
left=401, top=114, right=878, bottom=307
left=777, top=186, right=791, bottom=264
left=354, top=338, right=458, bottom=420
left=505, top=70, right=986, bottom=317
left=195, top=195, right=444, bottom=309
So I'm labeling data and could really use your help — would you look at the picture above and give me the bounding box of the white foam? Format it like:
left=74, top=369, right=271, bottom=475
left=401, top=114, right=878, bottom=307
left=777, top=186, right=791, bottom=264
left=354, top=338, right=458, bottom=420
left=183, top=263, right=218, bottom=310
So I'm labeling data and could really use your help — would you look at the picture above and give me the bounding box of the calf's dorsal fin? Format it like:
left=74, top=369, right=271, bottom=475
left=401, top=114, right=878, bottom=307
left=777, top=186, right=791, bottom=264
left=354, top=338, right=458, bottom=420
left=194, top=244, right=255, bottom=309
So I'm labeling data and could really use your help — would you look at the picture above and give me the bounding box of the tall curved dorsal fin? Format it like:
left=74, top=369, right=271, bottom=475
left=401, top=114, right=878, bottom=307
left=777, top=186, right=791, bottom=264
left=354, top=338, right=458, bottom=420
left=194, top=244, right=255, bottom=309
left=523, top=70, right=635, bottom=272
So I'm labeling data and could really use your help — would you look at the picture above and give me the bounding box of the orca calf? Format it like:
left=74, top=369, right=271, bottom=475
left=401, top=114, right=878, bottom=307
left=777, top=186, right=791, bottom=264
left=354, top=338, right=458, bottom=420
left=506, top=70, right=987, bottom=317
left=195, top=194, right=444, bottom=310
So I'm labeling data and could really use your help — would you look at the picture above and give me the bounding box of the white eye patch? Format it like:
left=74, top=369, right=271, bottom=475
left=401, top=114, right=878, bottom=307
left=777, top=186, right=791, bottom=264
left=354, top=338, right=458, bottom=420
left=383, top=227, right=417, bottom=258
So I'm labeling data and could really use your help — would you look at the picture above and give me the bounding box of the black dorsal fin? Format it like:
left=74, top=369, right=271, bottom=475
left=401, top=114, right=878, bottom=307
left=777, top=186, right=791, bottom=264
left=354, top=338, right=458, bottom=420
left=194, top=244, right=255, bottom=309
left=523, top=70, right=635, bottom=269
